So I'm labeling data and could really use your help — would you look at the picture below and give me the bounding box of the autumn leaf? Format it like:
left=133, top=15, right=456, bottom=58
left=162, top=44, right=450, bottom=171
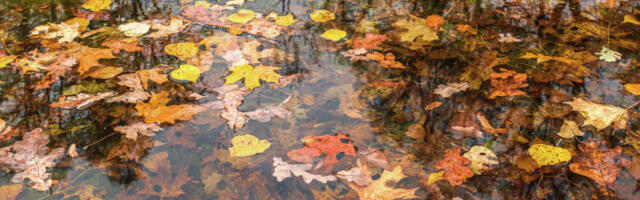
left=134, top=91, right=206, bottom=124
left=84, top=66, right=123, bottom=79
left=287, top=133, right=356, bottom=168
left=273, top=14, right=296, bottom=26
left=564, top=98, right=628, bottom=130
left=528, top=144, right=571, bottom=166
left=0, top=55, right=15, bottom=68
left=51, top=92, right=115, bottom=109
left=145, top=18, right=188, bottom=38
left=569, top=140, right=629, bottom=193
left=351, top=33, right=388, bottom=50
left=136, top=66, right=170, bottom=90
left=101, top=39, right=143, bottom=54
left=624, top=83, right=640, bottom=95
left=392, top=16, right=438, bottom=43
left=595, top=46, right=621, bottom=63
left=463, top=146, right=498, bottom=174
left=71, top=46, right=116, bottom=74
left=165, top=42, right=199, bottom=60
left=433, top=82, right=470, bottom=98
left=31, top=22, right=84, bottom=43
left=424, top=15, right=445, bottom=30
left=224, top=64, right=282, bottom=90
left=227, top=9, right=256, bottom=24
left=434, top=147, right=474, bottom=186
left=488, top=68, right=528, bottom=99
left=229, top=134, right=271, bottom=157
left=346, top=166, right=419, bottom=200
left=623, top=15, right=640, bottom=25
left=170, top=64, right=200, bottom=82
left=82, top=0, right=112, bottom=11
left=321, top=29, right=347, bottom=41
left=310, top=10, right=335, bottom=23
left=336, top=164, right=372, bottom=186
left=118, top=22, right=150, bottom=37
left=113, top=122, right=162, bottom=140
left=272, top=157, right=337, bottom=184
left=366, top=52, right=406, bottom=69
left=556, top=120, right=584, bottom=138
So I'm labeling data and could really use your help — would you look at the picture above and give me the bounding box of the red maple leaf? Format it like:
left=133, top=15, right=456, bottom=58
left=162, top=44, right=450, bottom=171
left=287, top=133, right=356, bottom=169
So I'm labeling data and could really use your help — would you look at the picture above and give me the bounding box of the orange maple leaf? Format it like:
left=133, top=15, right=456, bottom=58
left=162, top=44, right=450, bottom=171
left=135, top=91, right=206, bottom=124
left=434, top=147, right=474, bottom=186
left=352, top=33, right=388, bottom=50
left=71, top=46, right=116, bottom=74
left=101, top=39, right=143, bottom=54
left=287, top=133, right=356, bottom=169
left=569, top=140, right=629, bottom=194
left=136, top=66, right=170, bottom=90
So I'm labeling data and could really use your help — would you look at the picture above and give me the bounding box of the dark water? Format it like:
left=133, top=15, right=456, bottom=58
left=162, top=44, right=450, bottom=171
left=1, top=0, right=640, bottom=199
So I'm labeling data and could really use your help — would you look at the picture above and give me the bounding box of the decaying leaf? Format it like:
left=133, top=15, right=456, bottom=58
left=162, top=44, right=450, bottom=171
left=134, top=91, right=206, bottom=124
left=528, top=144, right=571, bottom=166
left=229, top=134, right=271, bottom=157
left=366, top=52, right=406, bottom=69
left=51, top=92, right=115, bottom=109
left=337, top=161, right=372, bottom=186
left=272, top=157, right=337, bottom=184
left=434, top=147, right=474, bottom=186
left=564, top=98, right=628, bottom=130
left=488, top=68, right=528, bottom=99
left=392, top=16, right=438, bottom=43
left=463, top=146, right=498, bottom=174
left=433, top=82, right=470, bottom=98
left=114, top=122, right=162, bottom=140
left=71, top=46, right=116, bottom=74
left=569, top=140, right=629, bottom=193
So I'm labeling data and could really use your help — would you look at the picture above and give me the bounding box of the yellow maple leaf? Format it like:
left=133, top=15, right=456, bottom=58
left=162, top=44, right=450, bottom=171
left=227, top=9, right=256, bottom=24
left=310, top=10, right=335, bottom=23
left=564, top=98, right=628, bottom=130
left=229, top=134, right=271, bottom=157
left=346, top=166, right=419, bottom=200
left=82, top=0, right=112, bottom=11
left=224, top=64, right=282, bottom=90
left=0, top=55, right=15, bottom=68
left=528, top=144, right=571, bottom=166
left=170, top=64, right=200, bottom=82
left=392, top=17, right=438, bottom=43
left=165, top=42, right=199, bottom=60
left=135, top=91, right=205, bottom=124
left=321, top=29, right=347, bottom=41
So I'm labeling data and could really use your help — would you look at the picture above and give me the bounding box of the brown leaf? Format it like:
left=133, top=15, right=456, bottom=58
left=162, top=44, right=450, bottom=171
left=135, top=91, right=205, bottom=124
left=488, top=68, right=528, bottom=99
left=434, top=147, right=474, bottom=186
left=114, top=122, right=162, bottom=140
left=71, top=46, right=116, bottom=74
left=569, top=140, right=629, bottom=194
left=101, top=39, right=143, bottom=54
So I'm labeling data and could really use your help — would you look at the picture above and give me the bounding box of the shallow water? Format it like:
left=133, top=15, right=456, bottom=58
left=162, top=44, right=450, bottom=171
left=1, top=0, right=640, bottom=199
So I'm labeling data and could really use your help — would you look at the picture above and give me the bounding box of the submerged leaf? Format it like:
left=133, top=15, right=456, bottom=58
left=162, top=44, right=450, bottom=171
left=463, top=146, right=498, bottom=174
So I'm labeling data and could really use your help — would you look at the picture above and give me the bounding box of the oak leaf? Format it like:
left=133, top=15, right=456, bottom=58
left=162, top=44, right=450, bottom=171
left=569, top=140, right=629, bottom=193
left=272, top=157, right=337, bottom=184
left=134, top=91, right=206, bottom=124
left=434, top=147, right=474, bottom=186
left=228, top=134, right=271, bottom=157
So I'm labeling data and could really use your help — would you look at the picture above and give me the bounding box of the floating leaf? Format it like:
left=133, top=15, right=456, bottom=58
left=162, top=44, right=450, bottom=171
left=170, top=64, right=200, bottom=82
left=433, top=82, right=470, bottom=98
left=434, top=147, right=474, bottom=186
left=346, top=166, right=419, bottom=200
left=114, top=122, right=162, bottom=140
left=82, top=0, right=112, bottom=11
left=426, top=171, right=445, bottom=185
left=165, top=42, right=199, bottom=60
left=310, top=10, right=335, bottom=22
left=623, top=15, right=640, bottom=25
left=229, top=134, right=271, bottom=157
left=528, top=144, right=571, bottom=166
left=0, top=55, right=15, bottom=68
left=136, top=66, right=170, bottom=90
left=135, top=91, right=206, bottom=124
left=556, top=120, right=584, bottom=138
left=118, top=22, right=150, bottom=37
left=272, top=157, right=337, bottom=184
left=227, top=9, right=256, bottom=24
left=595, top=46, right=621, bottom=63
left=424, top=15, right=445, bottom=30
left=624, top=83, right=640, bottom=95
left=392, top=17, right=438, bottom=43
left=564, top=98, right=628, bottom=130
left=224, top=64, right=282, bottom=90
left=72, top=46, right=116, bottom=74
left=287, top=133, right=356, bottom=168
left=85, top=66, right=123, bottom=79
left=463, top=146, right=498, bottom=174
left=321, top=29, right=347, bottom=41
left=274, top=14, right=296, bottom=26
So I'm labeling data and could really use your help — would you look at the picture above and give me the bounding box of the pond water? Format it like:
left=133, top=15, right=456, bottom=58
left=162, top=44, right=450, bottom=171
left=1, top=0, right=640, bottom=199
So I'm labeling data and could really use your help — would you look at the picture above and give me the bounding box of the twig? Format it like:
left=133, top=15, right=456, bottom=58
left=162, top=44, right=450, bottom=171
left=626, top=100, right=640, bottom=111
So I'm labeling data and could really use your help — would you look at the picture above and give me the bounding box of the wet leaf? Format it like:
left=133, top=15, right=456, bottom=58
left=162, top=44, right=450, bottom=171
left=321, top=29, right=347, bottom=41
left=145, top=18, right=188, bottom=38
left=274, top=14, right=296, bottom=26
left=564, top=98, right=628, bottom=130
left=165, top=42, right=199, bottom=60
left=595, top=46, right=621, bottom=63
left=488, top=68, right=528, bottom=99
left=229, top=134, right=271, bottom=157
left=85, top=66, right=123, bottom=79
left=337, top=161, right=372, bottom=186
left=426, top=171, right=444, bottom=185
left=424, top=15, right=445, bottom=30
left=528, top=144, right=571, bottom=166
left=0, top=184, right=23, bottom=200
left=51, top=92, right=115, bottom=109
left=134, top=91, right=206, bottom=124
left=0, top=55, right=15, bottom=68
left=113, top=122, right=162, bottom=140
left=101, top=39, right=142, bottom=54
left=72, top=46, right=116, bottom=74
left=310, top=10, right=335, bottom=23
left=224, top=64, right=282, bottom=90
left=463, top=146, right=498, bottom=174
left=82, top=0, right=112, bottom=11
left=136, top=66, right=170, bottom=90
left=569, top=140, right=629, bottom=192
left=556, top=120, right=584, bottom=138
left=287, top=133, right=356, bottom=168
left=170, top=64, right=200, bottom=82
left=624, top=83, right=640, bottom=95
left=623, top=15, right=640, bottom=25
left=346, top=166, right=419, bottom=200
left=227, top=9, right=256, bottom=24
left=272, top=157, right=337, bottom=184
left=117, top=22, right=150, bottom=37
left=392, top=17, right=438, bottom=43
left=433, top=82, right=470, bottom=98
left=434, top=147, right=474, bottom=186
